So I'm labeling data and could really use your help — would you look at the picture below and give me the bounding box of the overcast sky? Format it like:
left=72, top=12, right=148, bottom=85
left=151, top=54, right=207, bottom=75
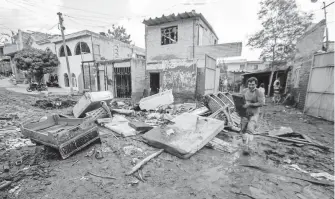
left=1, top=0, right=334, bottom=60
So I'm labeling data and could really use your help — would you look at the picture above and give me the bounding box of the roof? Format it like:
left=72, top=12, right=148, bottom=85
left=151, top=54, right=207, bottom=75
left=143, top=10, right=218, bottom=39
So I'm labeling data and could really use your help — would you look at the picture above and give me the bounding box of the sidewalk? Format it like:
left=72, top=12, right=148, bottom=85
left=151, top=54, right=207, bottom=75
left=0, top=78, right=80, bottom=96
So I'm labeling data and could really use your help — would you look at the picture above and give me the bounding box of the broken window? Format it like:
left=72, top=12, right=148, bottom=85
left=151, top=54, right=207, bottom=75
left=253, top=65, right=258, bottom=70
left=161, top=26, right=178, bottom=45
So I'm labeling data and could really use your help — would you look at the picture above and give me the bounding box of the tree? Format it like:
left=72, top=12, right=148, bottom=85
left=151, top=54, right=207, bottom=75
left=14, top=48, right=59, bottom=84
left=247, top=0, right=313, bottom=96
left=99, top=25, right=132, bottom=44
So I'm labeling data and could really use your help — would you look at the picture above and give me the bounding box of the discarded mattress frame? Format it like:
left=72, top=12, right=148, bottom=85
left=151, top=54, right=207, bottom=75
left=21, top=114, right=100, bottom=159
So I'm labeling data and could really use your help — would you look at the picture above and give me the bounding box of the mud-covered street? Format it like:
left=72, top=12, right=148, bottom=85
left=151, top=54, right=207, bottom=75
left=0, top=86, right=333, bottom=199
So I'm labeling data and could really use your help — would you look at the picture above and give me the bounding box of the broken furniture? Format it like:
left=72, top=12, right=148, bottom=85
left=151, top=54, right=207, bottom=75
left=204, top=92, right=241, bottom=130
left=21, top=114, right=100, bottom=159
left=73, top=91, right=113, bottom=118
left=142, top=112, right=225, bottom=159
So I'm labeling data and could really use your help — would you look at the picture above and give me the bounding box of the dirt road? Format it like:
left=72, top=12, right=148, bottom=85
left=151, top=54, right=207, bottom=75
left=0, top=88, right=333, bottom=199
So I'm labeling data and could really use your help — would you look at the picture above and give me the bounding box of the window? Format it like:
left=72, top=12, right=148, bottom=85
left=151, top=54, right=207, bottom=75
left=214, top=39, right=217, bottom=45
left=75, top=42, right=91, bottom=55
left=240, top=64, right=245, bottom=70
left=253, top=65, right=258, bottom=70
left=59, top=45, right=72, bottom=57
left=161, top=26, right=178, bottom=45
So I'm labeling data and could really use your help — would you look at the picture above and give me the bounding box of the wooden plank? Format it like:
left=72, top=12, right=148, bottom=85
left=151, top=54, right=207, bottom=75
left=126, top=149, right=164, bottom=175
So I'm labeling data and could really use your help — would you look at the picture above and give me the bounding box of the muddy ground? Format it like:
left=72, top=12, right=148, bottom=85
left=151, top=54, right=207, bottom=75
left=0, top=87, right=334, bottom=199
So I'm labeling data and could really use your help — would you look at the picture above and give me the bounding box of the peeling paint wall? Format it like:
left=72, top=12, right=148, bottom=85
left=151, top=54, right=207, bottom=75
left=146, top=59, right=197, bottom=100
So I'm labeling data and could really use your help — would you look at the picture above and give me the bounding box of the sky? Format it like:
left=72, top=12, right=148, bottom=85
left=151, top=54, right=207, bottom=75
left=0, top=0, right=334, bottom=60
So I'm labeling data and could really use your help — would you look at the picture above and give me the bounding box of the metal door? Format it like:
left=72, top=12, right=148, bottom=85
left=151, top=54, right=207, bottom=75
left=114, top=67, right=132, bottom=98
left=304, top=51, right=334, bottom=121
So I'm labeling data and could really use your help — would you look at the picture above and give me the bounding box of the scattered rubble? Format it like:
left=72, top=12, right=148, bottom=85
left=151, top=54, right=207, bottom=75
left=1, top=88, right=333, bottom=198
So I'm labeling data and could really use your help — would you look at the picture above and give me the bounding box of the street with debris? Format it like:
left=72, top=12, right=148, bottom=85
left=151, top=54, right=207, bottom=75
left=1, top=0, right=335, bottom=198
left=0, top=81, right=333, bottom=199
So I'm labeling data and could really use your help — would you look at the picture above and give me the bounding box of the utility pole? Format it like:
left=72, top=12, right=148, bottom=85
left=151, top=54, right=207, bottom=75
left=57, top=12, right=73, bottom=94
left=322, top=1, right=334, bottom=51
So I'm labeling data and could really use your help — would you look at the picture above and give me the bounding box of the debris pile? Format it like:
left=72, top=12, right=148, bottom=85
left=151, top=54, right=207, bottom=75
left=32, top=99, right=76, bottom=109
left=1, top=89, right=333, bottom=198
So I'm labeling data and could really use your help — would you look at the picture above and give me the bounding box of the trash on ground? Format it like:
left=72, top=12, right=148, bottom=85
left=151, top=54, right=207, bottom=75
left=310, top=172, right=334, bottom=181
left=123, top=145, right=143, bottom=156
left=32, top=99, right=76, bottom=110
left=268, top=126, right=294, bottom=136
left=128, top=121, right=153, bottom=133
left=96, top=118, right=113, bottom=125
left=21, top=114, right=100, bottom=159
left=207, top=137, right=238, bottom=153
left=112, top=109, right=135, bottom=116
left=126, top=149, right=164, bottom=175
left=73, top=91, right=113, bottom=118
left=104, top=115, right=136, bottom=137
left=139, top=89, right=174, bottom=111
left=5, top=138, right=36, bottom=150
left=0, top=180, right=12, bottom=190
left=190, top=106, right=210, bottom=116
left=143, top=113, right=225, bottom=159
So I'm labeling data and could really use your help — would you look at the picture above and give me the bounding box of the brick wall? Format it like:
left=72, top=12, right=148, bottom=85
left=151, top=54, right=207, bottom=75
left=145, top=19, right=196, bottom=62
left=290, top=20, right=326, bottom=110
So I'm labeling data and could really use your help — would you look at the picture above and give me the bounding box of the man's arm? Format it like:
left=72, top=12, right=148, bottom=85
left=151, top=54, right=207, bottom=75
left=250, top=89, right=264, bottom=107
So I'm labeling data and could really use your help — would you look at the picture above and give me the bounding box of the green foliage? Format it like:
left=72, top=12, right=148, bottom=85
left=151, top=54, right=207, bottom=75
left=14, top=48, right=59, bottom=82
left=247, top=0, right=313, bottom=62
left=100, top=25, right=132, bottom=44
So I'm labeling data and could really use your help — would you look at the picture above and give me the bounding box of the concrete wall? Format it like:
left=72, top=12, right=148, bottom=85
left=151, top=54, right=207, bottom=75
left=227, top=62, right=245, bottom=72
left=145, top=18, right=197, bottom=62
left=146, top=59, right=197, bottom=100
left=131, top=58, right=147, bottom=101
left=31, top=42, right=56, bottom=54
left=91, top=36, right=133, bottom=60
left=290, top=20, right=326, bottom=109
left=197, top=19, right=217, bottom=46
left=190, top=43, right=243, bottom=61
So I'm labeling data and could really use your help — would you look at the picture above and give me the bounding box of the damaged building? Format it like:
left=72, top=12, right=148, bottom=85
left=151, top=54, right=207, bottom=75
left=143, top=10, right=242, bottom=101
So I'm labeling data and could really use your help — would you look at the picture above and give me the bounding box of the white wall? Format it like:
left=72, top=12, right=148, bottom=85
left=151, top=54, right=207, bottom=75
left=55, top=36, right=94, bottom=89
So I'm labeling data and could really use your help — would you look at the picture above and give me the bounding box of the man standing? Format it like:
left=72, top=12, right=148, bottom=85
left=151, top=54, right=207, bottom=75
left=273, top=79, right=281, bottom=104
left=241, top=77, right=265, bottom=145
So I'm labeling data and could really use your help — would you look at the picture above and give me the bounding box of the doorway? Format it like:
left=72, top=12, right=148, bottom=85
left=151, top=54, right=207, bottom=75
left=150, top=73, right=160, bottom=95
left=114, top=67, right=131, bottom=98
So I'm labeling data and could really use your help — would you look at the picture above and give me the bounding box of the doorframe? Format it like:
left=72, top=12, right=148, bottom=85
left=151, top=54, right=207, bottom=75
left=149, top=72, right=161, bottom=94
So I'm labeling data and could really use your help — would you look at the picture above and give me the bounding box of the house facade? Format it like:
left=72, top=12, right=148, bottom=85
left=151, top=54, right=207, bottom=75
left=143, top=10, right=242, bottom=100
left=31, top=30, right=145, bottom=91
